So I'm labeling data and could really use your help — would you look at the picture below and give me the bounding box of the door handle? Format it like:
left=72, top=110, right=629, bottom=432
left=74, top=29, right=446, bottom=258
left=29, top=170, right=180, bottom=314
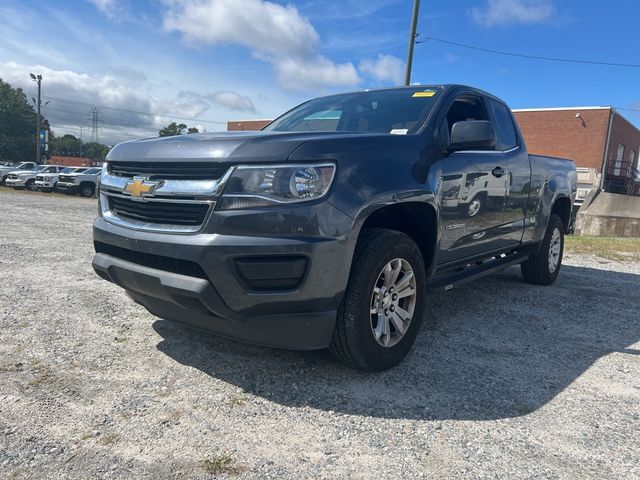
left=492, top=166, right=506, bottom=177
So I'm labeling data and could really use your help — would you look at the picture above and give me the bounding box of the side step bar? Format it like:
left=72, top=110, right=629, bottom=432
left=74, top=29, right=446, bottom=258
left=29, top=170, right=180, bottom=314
left=428, top=250, right=530, bottom=290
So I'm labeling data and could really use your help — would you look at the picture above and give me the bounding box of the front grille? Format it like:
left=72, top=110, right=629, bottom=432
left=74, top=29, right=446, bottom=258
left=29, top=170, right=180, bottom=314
left=94, top=241, right=208, bottom=279
left=59, top=175, right=76, bottom=183
left=35, top=176, right=44, bottom=182
left=8, top=174, right=18, bottom=180
left=109, top=162, right=230, bottom=180
left=108, top=196, right=210, bottom=227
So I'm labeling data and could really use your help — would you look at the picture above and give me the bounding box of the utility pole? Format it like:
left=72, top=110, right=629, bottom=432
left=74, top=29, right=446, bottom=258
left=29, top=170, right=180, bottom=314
left=30, top=73, right=43, bottom=163
left=404, top=0, right=421, bottom=86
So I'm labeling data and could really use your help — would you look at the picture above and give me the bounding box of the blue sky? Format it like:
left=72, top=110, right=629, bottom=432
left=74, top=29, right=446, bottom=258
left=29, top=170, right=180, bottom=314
left=0, top=0, right=638, bottom=143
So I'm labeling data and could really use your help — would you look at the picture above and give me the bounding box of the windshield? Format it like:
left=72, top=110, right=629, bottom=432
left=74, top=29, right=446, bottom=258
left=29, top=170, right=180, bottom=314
left=17, top=162, right=33, bottom=169
left=61, top=167, right=76, bottom=173
left=85, top=168, right=100, bottom=174
left=264, top=87, right=440, bottom=134
left=34, top=165, right=47, bottom=172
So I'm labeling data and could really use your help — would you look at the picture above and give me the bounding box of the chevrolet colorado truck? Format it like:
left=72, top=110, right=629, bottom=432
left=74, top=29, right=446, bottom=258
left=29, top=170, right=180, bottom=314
left=92, top=85, right=576, bottom=371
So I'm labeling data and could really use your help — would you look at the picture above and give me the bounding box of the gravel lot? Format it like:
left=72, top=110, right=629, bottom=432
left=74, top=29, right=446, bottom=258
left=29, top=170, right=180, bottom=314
left=1, top=188, right=639, bottom=479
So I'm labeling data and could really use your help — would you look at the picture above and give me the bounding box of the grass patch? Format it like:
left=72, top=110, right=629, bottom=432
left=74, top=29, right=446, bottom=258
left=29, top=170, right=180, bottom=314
left=565, top=235, right=640, bottom=261
left=201, top=454, right=246, bottom=476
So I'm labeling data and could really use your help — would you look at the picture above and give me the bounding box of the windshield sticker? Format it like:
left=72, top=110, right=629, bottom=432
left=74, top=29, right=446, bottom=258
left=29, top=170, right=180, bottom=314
left=412, top=90, right=436, bottom=98
left=390, top=129, right=409, bottom=135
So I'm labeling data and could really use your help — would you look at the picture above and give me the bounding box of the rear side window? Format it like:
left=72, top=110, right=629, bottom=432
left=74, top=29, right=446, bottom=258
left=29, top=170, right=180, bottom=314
left=487, top=99, right=518, bottom=151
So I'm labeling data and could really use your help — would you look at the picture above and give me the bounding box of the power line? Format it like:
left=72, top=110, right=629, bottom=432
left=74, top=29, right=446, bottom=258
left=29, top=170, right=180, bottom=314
left=418, top=36, right=640, bottom=68
left=37, top=94, right=228, bottom=125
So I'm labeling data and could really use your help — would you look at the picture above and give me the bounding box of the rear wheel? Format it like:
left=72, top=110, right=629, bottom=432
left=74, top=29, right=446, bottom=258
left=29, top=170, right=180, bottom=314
left=329, top=229, right=427, bottom=371
left=0, top=175, right=6, bottom=186
left=521, top=214, right=564, bottom=285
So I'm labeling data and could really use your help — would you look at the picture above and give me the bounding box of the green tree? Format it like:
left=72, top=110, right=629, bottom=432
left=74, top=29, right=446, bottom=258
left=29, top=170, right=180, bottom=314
left=159, top=122, right=187, bottom=137
left=50, top=133, right=82, bottom=156
left=82, top=142, right=110, bottom=161
left=0, top=79, right=38, bottom=163
left=158, top=122, right=199, bottom=136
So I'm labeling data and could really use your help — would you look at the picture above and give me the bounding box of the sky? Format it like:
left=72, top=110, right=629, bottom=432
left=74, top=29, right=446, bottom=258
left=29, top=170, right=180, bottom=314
left=0, top=0, right=639, bottom=145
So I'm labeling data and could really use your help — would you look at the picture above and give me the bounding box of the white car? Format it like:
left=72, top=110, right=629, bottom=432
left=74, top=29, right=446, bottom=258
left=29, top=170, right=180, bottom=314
left=35, top=166, right=87, bottom=192
left=6, top=165, right=65, bottom=191
left=0, top=162, right=37, bottom=185
left=56, top=167, right=102, bottom=197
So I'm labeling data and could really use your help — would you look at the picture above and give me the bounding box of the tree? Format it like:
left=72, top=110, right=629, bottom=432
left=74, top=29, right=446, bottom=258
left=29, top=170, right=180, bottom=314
left=158, top=122, right=199, bottom=136
left=82, top=142, right=110, bottom=161
left=159, top=122, right=187, bottom=137
left=0, top=79, right=38, bottom=163
left=50, top=133, right=82, bottom=156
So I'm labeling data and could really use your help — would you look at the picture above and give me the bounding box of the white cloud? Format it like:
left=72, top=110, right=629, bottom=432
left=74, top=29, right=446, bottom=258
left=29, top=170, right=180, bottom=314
left=470, top=0, right=555, bottom=27
left=163, top=0, right=318, bottom=56
left=273, top=56, right=361, bottom=92
left=0, top=61, right=224, bottom=144
left=87, top=0, right=122, bottom=19
left=359, top=54, right=404, bottom=85
left=163, top=0, right=360, bottom=92
left=207, top=91, right=256, bottom=113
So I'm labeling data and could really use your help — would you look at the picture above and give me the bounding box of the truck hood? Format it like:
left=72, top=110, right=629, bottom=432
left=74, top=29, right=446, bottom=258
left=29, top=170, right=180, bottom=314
left=8, top=169, right=36, bottom=175
left=107, top=131, right=380, bottom=163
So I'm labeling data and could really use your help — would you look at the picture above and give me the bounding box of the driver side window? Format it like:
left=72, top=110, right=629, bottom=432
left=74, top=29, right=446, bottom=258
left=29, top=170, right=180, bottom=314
left=443, top=95, right=489, bottom=143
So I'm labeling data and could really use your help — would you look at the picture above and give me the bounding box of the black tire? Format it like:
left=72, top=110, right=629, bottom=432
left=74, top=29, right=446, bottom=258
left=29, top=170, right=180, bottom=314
left=79, top=183, right=95, bottom=197
left=0, top=175, right=6, bottom=186
left=329, top=229, right=427, bottom=371
left=521, top=214, right=564, bottom=285
left=25, top=179, right=37, bottom=191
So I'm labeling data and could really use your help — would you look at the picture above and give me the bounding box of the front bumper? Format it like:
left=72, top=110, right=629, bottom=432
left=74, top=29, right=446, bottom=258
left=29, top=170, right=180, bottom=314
left=35, top=180, right=55, bottom=189
left=6, top=178, right=27, bottom=187
left=56, top=182, right=77, bottom=192
left=92, top=209, right=356, bottom=350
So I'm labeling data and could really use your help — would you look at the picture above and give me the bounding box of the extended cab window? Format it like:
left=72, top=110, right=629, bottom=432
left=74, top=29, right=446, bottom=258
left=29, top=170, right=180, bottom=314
left=265, top=88, right=439, bottom=134
left=487, top=99, right=518, bottom=150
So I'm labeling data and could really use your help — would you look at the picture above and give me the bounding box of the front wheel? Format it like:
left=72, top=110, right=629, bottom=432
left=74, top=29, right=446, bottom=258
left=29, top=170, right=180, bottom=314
left=25, top=179, right=37, bottom=192
left=329, top=229, right=427, bottom=371
left=79, top=184, right=95, bottom=197
left=521, top=214, right=564, bottom=285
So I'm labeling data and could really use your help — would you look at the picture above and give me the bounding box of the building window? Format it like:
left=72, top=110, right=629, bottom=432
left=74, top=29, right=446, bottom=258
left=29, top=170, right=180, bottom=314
left=630, top=150, right=636, bottom=174
left=614, top=144, right=624, bottom=176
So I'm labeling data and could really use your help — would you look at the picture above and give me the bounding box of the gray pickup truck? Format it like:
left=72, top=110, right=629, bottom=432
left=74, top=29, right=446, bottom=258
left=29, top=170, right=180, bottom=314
left=92, top=85, right=576, bottom=371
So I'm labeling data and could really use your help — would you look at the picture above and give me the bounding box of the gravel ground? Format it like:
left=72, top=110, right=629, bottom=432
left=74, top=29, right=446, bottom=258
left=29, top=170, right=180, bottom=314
left=1, top=188, right=639, bottom=479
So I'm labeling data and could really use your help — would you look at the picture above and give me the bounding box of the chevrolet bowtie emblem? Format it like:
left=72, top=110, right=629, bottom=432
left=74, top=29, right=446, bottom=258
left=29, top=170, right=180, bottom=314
left=124, top=177, right=161, bottom=199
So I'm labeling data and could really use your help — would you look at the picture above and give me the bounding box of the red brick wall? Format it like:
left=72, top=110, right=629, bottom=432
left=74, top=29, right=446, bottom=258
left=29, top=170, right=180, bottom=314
left=227, top=120, right=271, bottom=131
left=48, top=156, right=92, bottom=167
left=513, top=109, right=611, bottom=170
left=605, top=113, right=640, bottom=175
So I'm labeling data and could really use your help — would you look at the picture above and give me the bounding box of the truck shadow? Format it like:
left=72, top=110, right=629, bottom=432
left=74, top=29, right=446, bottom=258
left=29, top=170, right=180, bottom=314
left=153, top=264, right=640, bottom=420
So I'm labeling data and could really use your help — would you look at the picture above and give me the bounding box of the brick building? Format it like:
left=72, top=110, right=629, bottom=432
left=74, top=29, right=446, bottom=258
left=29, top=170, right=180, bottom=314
left=513, top=107, right=640, bottom=196
left=228, top=107, right=640, bottom=198
left=48, top=155, right=93, bottom=167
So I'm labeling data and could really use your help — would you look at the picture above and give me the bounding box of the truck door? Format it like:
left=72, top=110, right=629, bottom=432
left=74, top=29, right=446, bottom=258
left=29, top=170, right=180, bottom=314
left=485, top=98, right=530, bottom=245
left=437, top=94, right=513, bottom=264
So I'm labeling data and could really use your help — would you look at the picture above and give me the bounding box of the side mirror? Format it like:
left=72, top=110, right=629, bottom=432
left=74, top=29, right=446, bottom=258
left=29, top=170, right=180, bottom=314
left=448, top=120, right=497, bottom=152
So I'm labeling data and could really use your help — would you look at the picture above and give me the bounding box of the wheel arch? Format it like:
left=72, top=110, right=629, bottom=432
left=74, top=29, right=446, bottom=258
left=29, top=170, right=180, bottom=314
left=551, top=195, right=572, bottom=233
left=357, top=202, right=438, bottom=274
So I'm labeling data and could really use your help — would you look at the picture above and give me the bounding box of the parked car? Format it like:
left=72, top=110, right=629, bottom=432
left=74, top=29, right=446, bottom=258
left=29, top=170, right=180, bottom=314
left=35, top=166, right=87, bottom=192
left=6, top=165, right=66, bottom=191
left=56, top=167, right=102, bottom=196
left=92, top=85, right=576, bottom=371
left=0, top=162, right=37, bottom=185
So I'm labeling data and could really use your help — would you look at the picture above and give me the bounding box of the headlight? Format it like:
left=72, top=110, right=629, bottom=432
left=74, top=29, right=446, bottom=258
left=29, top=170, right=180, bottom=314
left=217, top=163, right=335, bottom=210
